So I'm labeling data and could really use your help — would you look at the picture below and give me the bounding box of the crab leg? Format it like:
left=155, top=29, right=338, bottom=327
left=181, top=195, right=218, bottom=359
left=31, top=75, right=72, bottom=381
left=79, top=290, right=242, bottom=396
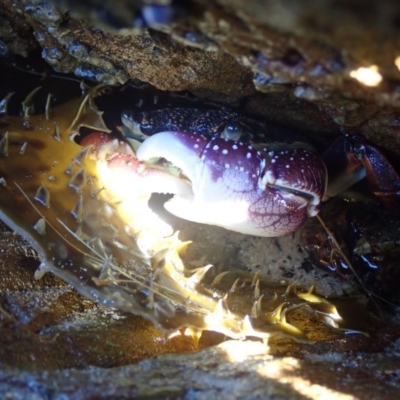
left=323, top=135, right=400, bottom=211
left=357, top=142, right=400, bottom=211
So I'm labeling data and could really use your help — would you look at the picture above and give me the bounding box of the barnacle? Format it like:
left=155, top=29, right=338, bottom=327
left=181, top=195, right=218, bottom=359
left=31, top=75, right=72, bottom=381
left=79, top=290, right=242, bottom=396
left=0, top=85, right=363, bottom=343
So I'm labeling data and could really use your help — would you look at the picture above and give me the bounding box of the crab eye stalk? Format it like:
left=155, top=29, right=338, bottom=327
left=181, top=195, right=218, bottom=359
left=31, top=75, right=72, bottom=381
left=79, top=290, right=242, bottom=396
left=121, top=110, right=147, bottom=141
left=220, top=121, right=253, bottom=143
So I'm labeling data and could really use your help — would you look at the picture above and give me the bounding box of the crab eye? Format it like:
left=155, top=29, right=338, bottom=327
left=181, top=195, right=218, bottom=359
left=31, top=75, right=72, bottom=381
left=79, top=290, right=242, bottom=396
left=121, top=110, right=140, bottom=132
left=121, top=110, right=148, bottom=141
left=220, top=122, right=253, bottom=143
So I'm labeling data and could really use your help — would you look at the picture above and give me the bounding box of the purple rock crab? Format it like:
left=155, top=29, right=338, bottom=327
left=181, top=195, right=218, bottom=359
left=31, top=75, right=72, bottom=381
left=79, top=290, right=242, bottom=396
left=0, top=83, right=397, bottom=343
left=118, top=106, right=400, bottom=237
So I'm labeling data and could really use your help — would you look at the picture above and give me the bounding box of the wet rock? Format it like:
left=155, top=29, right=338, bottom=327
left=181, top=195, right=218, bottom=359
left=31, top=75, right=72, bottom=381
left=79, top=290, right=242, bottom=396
left=0, top=0, right=400, bottom=151
left=1, top=339, right=400, bottom=399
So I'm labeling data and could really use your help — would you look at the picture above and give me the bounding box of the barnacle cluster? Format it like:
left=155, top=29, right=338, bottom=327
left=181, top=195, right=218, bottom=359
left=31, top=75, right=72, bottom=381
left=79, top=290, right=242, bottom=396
left=0, top=85, right=361, bottom=343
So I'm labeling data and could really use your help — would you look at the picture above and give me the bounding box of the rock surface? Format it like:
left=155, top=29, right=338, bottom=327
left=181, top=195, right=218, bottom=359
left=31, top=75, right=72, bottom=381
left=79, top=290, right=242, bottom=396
left=1, top=339, right=400, bottom=399
left=2, top=0, right=400, bottom=151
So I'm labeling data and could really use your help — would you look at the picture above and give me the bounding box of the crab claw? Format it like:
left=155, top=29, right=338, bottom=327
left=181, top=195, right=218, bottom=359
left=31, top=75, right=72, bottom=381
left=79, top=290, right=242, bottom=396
left=137, top=131, right=327, bottom=237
